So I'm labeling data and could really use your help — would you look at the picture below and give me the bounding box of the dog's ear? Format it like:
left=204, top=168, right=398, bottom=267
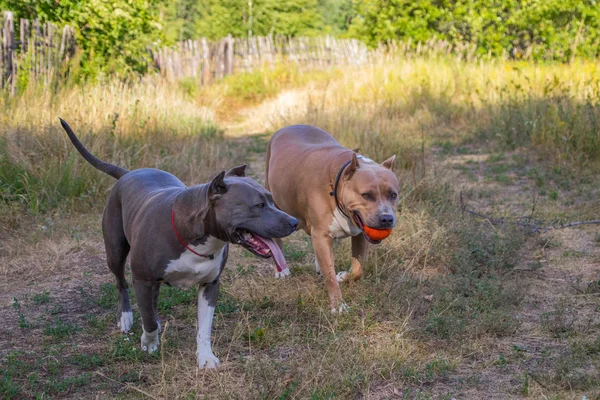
left=225, top=164, right=247, bottom=177
left=208, top=171, right=227, bottom=200
left=351, top=147, right=360, bottom=153
left=344, top=153, right=360, bottom=179
left=382, top=155, right=395, bottom=170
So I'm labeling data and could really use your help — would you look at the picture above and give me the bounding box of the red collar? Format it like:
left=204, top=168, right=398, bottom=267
left=171, top=209, right=214, bottom=259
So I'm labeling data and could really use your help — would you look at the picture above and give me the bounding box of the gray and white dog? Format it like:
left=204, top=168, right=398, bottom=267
left=60, top=119, right=297, bottom=368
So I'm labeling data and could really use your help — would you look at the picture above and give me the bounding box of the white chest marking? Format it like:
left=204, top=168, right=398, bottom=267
left=328, top=208, right=362, bottom=239
left=164, top=237, right=226, bottom=288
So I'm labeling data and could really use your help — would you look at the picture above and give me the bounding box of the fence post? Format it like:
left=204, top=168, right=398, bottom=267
left=3, top=11, right=15, bottom=94
left=225, top=34, right=234, bottom=76
left=201, top=37, right=210, bottom=85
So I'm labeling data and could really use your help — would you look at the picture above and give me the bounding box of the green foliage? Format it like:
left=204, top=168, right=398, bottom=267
left=2, top=0, right=600, bottom=78
left=1, top=0, right=165, bottom=77
left=163, top=0, right=352, bottom=40
left=351, top=0, right=600, bottom=61
left=195, top=0, right=322, bottom=39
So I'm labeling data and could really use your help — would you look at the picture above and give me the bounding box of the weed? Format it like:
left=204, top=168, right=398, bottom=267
left=97, top=283, right=118, bottom=310
left=284, top=242, right=308, bottom=262
left=44, top=373, right=92, bottom=395
left=584, top=280, right=600, bottom=294
left=32, top=291, right=52, bottom=305
left=12, top=298, right=30, bottom=329
left=521, top=372, right=530, bottom=396
left=423, top=359, right=455, bottom=380
left=527, top=261, right=544, bottom=270
left=216, top=291, right=243, bottom=314
left=158, top=286, right=197, bottom=312
left=496, top=353, right=507, bottom=367
left=541, top=302, right=576, bottom=338
left=44, top=317, right=82, bottom=339
left=109, top=334, right=157, bottom=362
left=69, top=353, right=105, bottom=369
left=236, top=263, right=257, bottom=276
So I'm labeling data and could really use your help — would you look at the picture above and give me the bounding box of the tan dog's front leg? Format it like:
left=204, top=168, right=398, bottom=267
left=311, top=232, right=348, bottom=313
left=336, top=234, right=368, bottom=283
left=350, top=234, right=368, bottom=280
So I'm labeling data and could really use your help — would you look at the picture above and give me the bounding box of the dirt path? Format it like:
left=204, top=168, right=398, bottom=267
left=222, top=85, right=319, bottom=137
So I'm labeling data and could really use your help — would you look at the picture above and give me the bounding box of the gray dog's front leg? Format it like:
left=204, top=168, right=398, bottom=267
left=134, top=280, right=161, bottom=352
left=197, top=280, right=220, bottom=368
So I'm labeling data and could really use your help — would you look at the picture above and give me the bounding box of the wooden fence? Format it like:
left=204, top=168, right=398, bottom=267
left=153, top=35, right=370, bottom=82
left=0, top=12, right=75, bottom=95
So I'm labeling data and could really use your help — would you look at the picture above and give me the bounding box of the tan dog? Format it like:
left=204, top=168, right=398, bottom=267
left=266, top=125, right=399, bottom=312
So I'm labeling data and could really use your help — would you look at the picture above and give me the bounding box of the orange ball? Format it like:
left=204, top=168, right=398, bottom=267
left=363, top=226, right=393, bottom=241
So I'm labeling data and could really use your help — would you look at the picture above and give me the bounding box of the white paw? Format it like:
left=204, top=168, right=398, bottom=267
left=314, top=259, right=321, bottom=274
left=197, top=352, right=220, bottom=369
left=331, top=302, right=349, bottom=314
left=117, top=311, right=133, bottom=333
left=141, top=328, right=160, bottom=353
left=275, top=267, right=291, bottom=279
left=156, top=320, right=161, bottom=333
left=336, top=271, right=348, bottom=283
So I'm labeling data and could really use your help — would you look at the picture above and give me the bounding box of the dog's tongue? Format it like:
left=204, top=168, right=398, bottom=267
left=258, top=236, right=287, bottom=272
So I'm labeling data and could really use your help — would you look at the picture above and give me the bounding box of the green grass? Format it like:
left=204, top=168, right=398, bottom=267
left=158, top=286, right=197, bottom=312
left=44, top=317, right=82, bottom=339
left=97, top=283, right=119, bottom=310
left=32, top=291, right=52, bottom=305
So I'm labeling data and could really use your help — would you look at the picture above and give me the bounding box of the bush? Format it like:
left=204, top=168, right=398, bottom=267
left=351, top=0, right=600, bottom=61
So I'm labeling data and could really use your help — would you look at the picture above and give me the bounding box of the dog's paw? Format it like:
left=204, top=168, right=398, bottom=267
left=141, top=328, right=160, bottom=353
left=336, top=271, right=349, bottom=283
left=117, top=311, right=133, bottom=333
left=197, top=352, right=220, bottom=369
left=275, top=267, right=291, bottom=279
left=330, top=302, right=349, bottom=314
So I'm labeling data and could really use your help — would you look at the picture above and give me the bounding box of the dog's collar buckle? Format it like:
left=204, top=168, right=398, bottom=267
left=171, top=209, right=214, bottom=259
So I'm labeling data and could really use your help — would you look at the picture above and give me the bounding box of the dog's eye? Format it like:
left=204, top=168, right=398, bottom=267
left=390, top=192, right=397, bottom=200
left=256, top=203, right=265, bottom=208
left=361, top=193, right=372, bottom=200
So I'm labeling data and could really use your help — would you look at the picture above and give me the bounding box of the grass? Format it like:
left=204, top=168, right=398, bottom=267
left=274, top=58, right=600, bottom=169
left=32, top=291, right=52, bottom=305
left=0, top=54, right=599, bottom=398
left=0, top=76, right=245, bottom=219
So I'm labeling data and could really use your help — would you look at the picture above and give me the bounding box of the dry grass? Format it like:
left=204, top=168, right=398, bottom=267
left=1, top=55, right=600, bottom=399
left=275, top=58, right=600, bottom=166
left=0, top=76, right=247, bottom=217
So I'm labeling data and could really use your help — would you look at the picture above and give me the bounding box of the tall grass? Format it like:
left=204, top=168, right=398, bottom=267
left=276, top=57, right=600, bottom=166
left=0, top=77, right=237, bottom=217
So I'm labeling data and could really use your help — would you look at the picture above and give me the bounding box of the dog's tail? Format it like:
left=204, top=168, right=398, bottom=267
left=59, top=118, right=129, bottom=179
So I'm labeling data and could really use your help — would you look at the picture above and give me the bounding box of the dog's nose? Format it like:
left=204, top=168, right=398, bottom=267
left=378, top=214, right=394, bottom=228
left=289, top=217, right=299, bottom=230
